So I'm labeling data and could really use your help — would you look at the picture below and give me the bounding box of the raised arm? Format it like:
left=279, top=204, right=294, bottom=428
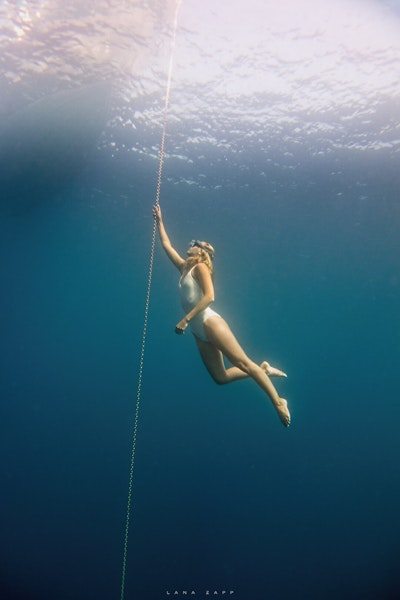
left=153, top=204, right=185, bottom=271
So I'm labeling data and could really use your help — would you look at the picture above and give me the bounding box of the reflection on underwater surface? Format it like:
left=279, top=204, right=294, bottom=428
left=0, top=0, right=399, bottom=202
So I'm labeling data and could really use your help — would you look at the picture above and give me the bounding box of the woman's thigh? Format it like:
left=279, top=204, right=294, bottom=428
left=203, top=316, right=249, bottom=366
left=194, top=335, right=227, bottom=382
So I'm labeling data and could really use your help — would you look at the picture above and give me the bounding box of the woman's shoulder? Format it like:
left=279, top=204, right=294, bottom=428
left=192, top=261, right=212, bottom=280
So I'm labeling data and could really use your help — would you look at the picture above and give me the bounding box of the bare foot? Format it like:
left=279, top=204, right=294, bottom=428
left=275, top=398, right=291, bottom=428
left=261, top=361, right=287, bottom=378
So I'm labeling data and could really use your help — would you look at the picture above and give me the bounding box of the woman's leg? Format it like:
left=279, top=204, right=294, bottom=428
left=198, top=316, right=290, bottom=427
left=194, top=336, right=249, bottom=383
left=194, top=339, right=287, bottom=383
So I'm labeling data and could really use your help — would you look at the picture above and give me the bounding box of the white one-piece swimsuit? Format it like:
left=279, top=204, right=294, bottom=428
left=179, top=266, right=220, bottom=342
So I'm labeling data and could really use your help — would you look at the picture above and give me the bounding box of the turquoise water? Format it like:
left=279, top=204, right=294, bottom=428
left=1, top=1, right=400, bottom=599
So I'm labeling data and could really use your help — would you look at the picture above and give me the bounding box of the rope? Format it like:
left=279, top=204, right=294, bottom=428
left=120, top=2, right=182, bottom=599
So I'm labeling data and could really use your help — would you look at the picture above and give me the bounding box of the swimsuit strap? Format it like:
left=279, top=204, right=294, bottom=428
left=180, top=265, right=196, bottom=284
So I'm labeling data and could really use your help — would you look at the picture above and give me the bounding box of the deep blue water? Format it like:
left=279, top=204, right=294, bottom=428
left=1, top=1, right=400, bottom=599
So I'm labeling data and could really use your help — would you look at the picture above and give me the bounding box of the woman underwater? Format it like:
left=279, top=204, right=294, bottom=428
left=153, top=204, right=291, bottom=428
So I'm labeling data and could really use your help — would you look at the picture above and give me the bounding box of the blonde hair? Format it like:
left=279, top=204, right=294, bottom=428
left=186, top=241, right=215, bottom=278
left=200, top=241, right=215, bottom=260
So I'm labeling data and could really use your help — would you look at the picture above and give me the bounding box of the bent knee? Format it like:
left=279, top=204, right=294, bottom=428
left=211, top=373, right=228, bottom=385
left=234, top=359, right=253, bottom=375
